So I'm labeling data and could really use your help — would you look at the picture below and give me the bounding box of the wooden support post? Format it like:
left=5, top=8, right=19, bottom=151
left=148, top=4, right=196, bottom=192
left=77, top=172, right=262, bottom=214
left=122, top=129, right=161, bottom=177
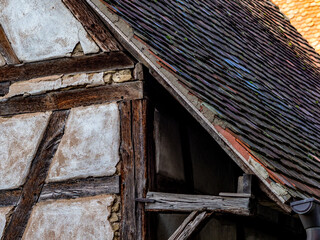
left=169, top=211, right=209, bottom=240
left=132, top=99, right=148, bottom=240
left=119, top=98, right=148, bottom=240
left=119, top=101, right=136, bottom=240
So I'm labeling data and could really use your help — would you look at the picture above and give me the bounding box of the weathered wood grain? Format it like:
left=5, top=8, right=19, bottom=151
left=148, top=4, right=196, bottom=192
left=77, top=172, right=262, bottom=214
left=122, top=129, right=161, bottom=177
left=0, top=52, right=133, bottom=84
left=0, top=24, right=20, bottom=65
left=2, top=110, right=70, bottom=240
left=145, top=192, right=251, bottom=216
left=169, top=211, right=208, bottom=240
left=0, top=189, right=21, bottom=207
left=39, top=176, right=120, bottom=201
left=119, top=101, right=136, bottom=240
left=0, top=81, right=143, bottom=116
left=63, top=0, right=119, bottom=52
left=132, top=100, right=148, bottom=240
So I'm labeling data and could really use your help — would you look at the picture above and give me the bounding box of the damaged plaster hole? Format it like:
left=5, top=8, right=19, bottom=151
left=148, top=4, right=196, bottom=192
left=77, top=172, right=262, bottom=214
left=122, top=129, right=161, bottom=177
left=71, top=42, right=84, bottom=57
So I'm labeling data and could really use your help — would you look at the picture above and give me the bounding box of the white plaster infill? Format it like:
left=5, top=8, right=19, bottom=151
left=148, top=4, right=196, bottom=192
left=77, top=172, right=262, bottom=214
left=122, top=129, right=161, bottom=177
left=22, top=195, right=114, bottom=240
left=0, top=0, right=99, bottom=62
left=47, top=103, right=120, bottom=182
left=0, top=112, right=51, bottom=190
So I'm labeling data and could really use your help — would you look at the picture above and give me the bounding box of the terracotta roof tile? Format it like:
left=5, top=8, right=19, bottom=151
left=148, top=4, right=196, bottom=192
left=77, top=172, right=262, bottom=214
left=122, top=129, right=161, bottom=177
left=272, top=0, right=320, bottom=53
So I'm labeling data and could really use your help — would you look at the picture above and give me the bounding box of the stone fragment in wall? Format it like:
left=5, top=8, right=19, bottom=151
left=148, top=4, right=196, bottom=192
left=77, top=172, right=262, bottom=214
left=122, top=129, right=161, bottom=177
left=47, top=103, right=120, bottom=182
left=0, top=0, right=99, bottom=62
left=0, top=112, right=51, bottom=190
left=112, top=69, right=132, bottom=83
left=0, top=206, right=13, bottom=238
left=22, top=195, right=114, bottom=240
left=61, top=72, right=104, bottom=87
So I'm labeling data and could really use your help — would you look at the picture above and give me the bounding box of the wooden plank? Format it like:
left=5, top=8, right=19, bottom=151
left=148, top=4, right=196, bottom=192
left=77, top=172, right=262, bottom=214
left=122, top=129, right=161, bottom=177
left=145, top=192, right=251, bottom=216
left=0, top=52, right=133, bottom=84
left=39, top=176, right=120, bottom=201
left=132, top=100, right=147, bottom=240
left=119, top=101, right=136, bottom=240
left=63, top=0, right=119, bottom=52
left=0, top=81, right=143, bottom=116
left=0, top=189, right=21, bottom=207
left=219, top=192, right=252, bottom=198
left=2, top=110, right=70, bottom=240
left=169, top=211, right=208, bottom=240
left=0, top=24, right=20, bottom=65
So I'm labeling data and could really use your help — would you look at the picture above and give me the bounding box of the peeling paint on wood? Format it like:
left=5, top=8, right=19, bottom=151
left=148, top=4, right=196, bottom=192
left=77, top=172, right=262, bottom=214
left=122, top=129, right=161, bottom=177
left=0, top=112, right=50, bottom=190
left=22, top=195, right=114, bottom=240
left=0, top=0, right=99, bottom=62
left=47, top=103, right=120, bottom=182
left=0, top=207, right=12, bottom=238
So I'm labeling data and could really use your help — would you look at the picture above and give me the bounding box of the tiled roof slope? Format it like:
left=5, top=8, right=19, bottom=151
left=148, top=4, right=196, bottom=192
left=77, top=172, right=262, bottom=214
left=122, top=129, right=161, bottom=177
left=101, top=0, right=320, bottom=201
left=272, top=0, right=320, bottom=53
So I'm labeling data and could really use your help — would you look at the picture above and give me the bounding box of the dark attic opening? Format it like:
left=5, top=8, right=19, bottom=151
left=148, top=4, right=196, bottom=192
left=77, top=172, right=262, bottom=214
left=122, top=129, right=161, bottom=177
left=145, top=74, right=305, bottom=240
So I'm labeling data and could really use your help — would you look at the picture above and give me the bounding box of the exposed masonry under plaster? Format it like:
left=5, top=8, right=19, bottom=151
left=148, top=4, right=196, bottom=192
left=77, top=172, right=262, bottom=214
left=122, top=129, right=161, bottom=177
left=87, top=0, right=291, bottom=205
left=0, top=0, right=99, bottom=62
left=0, top=70, right=133, bottom=101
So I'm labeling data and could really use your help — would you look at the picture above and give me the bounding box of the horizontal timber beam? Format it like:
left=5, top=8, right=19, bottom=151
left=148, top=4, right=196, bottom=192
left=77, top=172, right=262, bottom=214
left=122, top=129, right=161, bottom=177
left=144, top=192, right=251, bottom=216
left=0, top=52, right=134, bottom=84
left=39, top=175, right=120, bottom=201
left=0, top=81, right=143, bottom=116
left=0, top=176, right=120, bottom=206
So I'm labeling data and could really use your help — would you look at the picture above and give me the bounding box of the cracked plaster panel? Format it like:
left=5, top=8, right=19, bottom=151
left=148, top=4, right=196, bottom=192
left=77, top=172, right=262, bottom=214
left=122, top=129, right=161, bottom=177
left=0, top=112, right=50, bottom=190
left=47, top=103, right=120, bottom=182
left=22, top=195, right=114, bottom=240
left=0, top=206, right=13, bottom=238
left=0, top=0, right=99, bottom=62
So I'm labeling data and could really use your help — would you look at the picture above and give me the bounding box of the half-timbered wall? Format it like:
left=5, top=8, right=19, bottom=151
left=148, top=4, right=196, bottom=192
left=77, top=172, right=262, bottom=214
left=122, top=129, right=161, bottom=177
left=0, top=0, right=144, bottom=239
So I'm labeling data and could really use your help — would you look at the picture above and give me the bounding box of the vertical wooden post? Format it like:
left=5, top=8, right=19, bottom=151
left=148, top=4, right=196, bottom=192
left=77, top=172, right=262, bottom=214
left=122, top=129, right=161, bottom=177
left=120, top=98, right=148, bottom=240
left=119, top=101, right=136, bottom=239
left=132, top=99, right=148, bottom=240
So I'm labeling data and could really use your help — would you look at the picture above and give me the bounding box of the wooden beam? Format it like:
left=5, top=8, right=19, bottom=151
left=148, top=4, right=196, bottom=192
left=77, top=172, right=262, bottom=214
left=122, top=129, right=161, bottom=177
left=62, top=0, right=120, bottom=52
left=132, top=100, right=148, bottom=240
left=0, top=52, right=133, bottom=84
left=169, top=211, right=209, bottom=240
left=0, top=81, right=143, bottom=116
left=0, top=24, right=20, bottom=65
left=39, top=176, right=120, bottom=201
left=2, top=110, right=70, bottom=240
left=0, top=189, right=21, bottom=207
left=144, top=192, right=251, bottom=216
left=119, top=101, right=136, bottom=240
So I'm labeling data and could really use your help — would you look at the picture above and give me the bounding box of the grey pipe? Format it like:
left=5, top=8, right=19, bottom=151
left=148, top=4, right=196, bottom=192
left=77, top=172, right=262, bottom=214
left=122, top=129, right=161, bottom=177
left=291, top=198, right=320, bottom=240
